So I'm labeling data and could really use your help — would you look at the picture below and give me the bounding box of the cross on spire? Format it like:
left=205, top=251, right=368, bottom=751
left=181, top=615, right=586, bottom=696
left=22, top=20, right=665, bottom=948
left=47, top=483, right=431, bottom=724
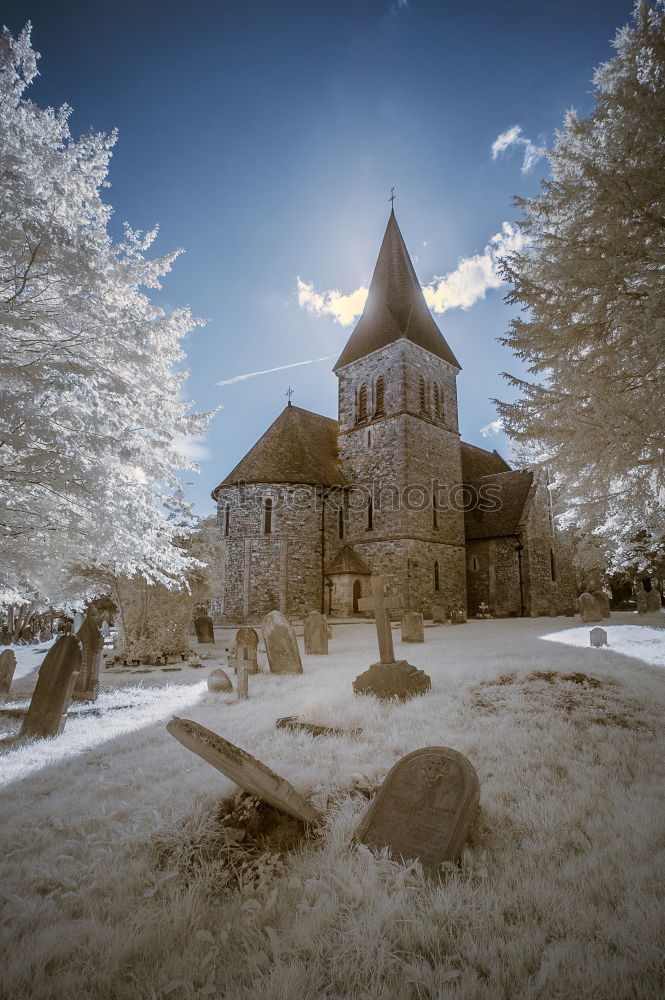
left=389, top=186, right=396, bottom=211
left=285, top=386, right=294, bottom=406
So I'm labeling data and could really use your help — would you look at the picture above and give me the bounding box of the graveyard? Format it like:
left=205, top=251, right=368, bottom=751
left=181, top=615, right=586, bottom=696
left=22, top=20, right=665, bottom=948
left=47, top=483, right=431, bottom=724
left=1, top=610, right=664, bottom=999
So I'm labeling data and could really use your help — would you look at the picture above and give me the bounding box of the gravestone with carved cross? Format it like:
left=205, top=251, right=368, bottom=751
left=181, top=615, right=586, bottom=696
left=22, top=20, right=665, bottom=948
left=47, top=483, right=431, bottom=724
left=353, top=576, right=431, bottom=700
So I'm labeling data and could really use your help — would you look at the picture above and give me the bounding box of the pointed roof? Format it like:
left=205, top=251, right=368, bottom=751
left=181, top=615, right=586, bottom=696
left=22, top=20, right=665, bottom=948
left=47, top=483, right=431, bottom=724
left=211, top=404, right=345, bottom=495
left=464, top=470, right=534, bottom=540
left=333, top=211, right=461, bottom=371
left=460, top=441, right=511, bottom=483
left=326, top=545, right=371, bottom=576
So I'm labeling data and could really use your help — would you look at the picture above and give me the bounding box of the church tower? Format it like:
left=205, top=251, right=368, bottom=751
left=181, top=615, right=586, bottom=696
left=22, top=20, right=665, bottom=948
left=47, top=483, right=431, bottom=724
left=333, top=209, right=467, bottom=613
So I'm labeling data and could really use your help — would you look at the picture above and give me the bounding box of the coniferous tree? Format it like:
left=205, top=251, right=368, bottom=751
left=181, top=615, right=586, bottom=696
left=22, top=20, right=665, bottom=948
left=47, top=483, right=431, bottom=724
left=496, top=1, right=665, bottom=569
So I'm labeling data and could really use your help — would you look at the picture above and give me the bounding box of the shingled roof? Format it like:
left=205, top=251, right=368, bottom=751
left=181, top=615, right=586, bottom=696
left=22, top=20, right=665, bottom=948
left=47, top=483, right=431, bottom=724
left=333, top=211, right=461, bottom=372
left=326, top=545, right=371, bottom=576
left=464, top=470, right=534, bottom=540
left=211, top=404, right=345, bottom=495
left=460, top=441, right=511, bottom=483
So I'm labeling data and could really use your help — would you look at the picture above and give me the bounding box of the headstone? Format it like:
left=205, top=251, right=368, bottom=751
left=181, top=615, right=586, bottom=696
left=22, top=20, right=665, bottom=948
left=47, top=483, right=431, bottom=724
left=207, top=669, right=233, bottom=692
left=275, top=716, right=362, bottom=738
left=590, top=627, right=608, bottom=647
left=579, top=592, right=602, bottom=623
left=646, top=589, right=661, bottom=613
left=195, top=615, right=215, bottom=644
left=353, top=577, right=431, bottom=700
left=262, top=611, right=303, bottom=674
left=591, top=591, right=611, bottom=619
left=304, top=610, right=329, bottom=654
left=356, top=746, right=480, bottom=872
left=20, top=636, right=81, bottom=739
left=166, top=716, right=322, bottom=825
left=636, top=585, right=648, bottom=614
left=431, top=602, right=446, bottom=624
left=73, top=612, right=104, bottom=702
left=401, top=611, right=424, bottom=643
left=0, top=649, right=17, bottom=698
left=228, top=626, right=259, bottom=674
left=237, top=665, right=249, bottom=700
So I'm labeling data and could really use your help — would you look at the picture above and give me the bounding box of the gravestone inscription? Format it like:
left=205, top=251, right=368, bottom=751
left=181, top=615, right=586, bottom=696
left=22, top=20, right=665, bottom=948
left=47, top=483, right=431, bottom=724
left=355, top=746, right=480, bottom=872
left=167, top=716, right=321, bottom=824
left=304, top=610, right=328, bottom=654
left=20, top=636, right=81, bottom=739
left=590, top=627, right=608, bottom=647
left=263, top=611, right=303, bottom=674
left=0, top=649, right=17, bottom=698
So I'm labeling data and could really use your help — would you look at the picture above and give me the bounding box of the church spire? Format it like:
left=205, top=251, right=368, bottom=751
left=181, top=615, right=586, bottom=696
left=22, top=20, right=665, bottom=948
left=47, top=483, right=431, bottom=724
left=333, top=210, right=461, bottom=372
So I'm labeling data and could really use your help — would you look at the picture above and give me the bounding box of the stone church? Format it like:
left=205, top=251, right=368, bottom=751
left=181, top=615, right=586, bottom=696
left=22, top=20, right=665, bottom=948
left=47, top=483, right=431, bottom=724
left=212, top=210, right=576, bottom=622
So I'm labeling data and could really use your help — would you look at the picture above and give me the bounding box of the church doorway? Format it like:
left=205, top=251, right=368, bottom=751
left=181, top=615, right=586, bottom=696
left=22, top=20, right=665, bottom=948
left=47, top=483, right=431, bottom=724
left=352, top=579, right=362, bottom=614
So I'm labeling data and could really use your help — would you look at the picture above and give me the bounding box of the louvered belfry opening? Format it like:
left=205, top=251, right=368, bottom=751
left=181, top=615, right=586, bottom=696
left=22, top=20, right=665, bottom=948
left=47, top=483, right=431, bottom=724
left=374, top=375, right=385, bottom=416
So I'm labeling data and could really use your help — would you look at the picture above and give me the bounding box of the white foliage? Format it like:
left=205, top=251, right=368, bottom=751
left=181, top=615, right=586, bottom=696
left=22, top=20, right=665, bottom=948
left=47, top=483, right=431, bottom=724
left=496, top=2, right=665, bottom=569
left=0, top=25, right=215, bottom=602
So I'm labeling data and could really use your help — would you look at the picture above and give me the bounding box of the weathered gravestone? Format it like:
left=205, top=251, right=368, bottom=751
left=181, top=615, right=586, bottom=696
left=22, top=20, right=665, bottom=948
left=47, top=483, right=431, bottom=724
left=579, top=592, right=602, bottom=623
left=195, top=615, right=215, bottom=644
left=0, top=649, right=17, bottom=698
left=275, top=716, right=362, bottom=738
left=356, top=746, right=480, bottom=872
left=262, top=611, right=303, bottom=674
left=207, top=669, right=233, bottom=692
left=353, top=577, right=430, bottom=700
left=590, top=627, right=608, bottom=647
left=73, top=611, right=104, bottom=702
left=431, top=602, right=446, bottom=624
left=228, top=626, right=259, bottom=674
left=167, top=716, right=321, bottom=824
left=646, top=589, right=661, bottom=613
left=401, top=611, right=424, bottom=643
left=304, top=610, right=328, bottom=654
left=591, top=590, right=611, bottom=619
left=237, top=664, right=249, bottom=700
left=20, top=636, right=81, bottom=739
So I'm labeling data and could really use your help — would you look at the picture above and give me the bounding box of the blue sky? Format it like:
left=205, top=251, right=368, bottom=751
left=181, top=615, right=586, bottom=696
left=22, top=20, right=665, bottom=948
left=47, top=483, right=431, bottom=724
left=6, top=0, right=633, bottom=515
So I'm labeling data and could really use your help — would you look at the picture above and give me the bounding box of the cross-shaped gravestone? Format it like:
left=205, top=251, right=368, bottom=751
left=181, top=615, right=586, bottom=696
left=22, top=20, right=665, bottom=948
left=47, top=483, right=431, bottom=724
left=353, top=577, right=431, bottom=700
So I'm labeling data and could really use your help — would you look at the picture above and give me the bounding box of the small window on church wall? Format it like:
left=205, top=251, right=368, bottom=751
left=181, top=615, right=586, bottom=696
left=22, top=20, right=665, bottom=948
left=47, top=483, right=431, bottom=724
left=224, top=503, right=230, bottom=537
left=357, top=383, right=367, bottom=422
left=550, top=548, right=557, bottom=582
left=433, top=382, right=441, bottom=418
left=338, top=507, right=344, bottom=539
left=263, top=497, right=273, bottom=535
left=366, top=496, right=373, bottom=531
left=419, top=375, right=427, bottom=412
left=470, top=556, right=480, bottom=572
left=367, top=429, right=371, bottom=448
left=432, top=498, right=438, bottom=529
left=434, top=561, right=440, bottom=591
left=374, top=375, right=385, bottom=416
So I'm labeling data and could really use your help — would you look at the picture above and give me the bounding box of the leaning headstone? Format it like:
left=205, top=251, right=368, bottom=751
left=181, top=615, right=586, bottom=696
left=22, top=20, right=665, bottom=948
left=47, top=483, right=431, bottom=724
left=262, top=611, right=303, bottom=674
left=401, top=611, right=424, bottom=643
left=591, top=591, right=611, bottom=619
left=355, top=746, right=480, bottom=872
left=579, top=592, right=602, bottom=623
left=646, top=589, right=661, bottom=613
left=276, top=716, right=362, bottom=739
left=207, top=669, right=233, bottom=693
left=304, top=611, right=328, bottom=654
left=590, top=627, right=608, bottom=647
left=20, top=636, right=81, bottom=739
left=166, top=717, right=321, bottom=824
left=353, top=577, right=430, bottom=700
left=195, top=615, right=215, bottom=644
left=0, top=649, right=17, bottom=698
left=73, top=612, right=104, bottom=702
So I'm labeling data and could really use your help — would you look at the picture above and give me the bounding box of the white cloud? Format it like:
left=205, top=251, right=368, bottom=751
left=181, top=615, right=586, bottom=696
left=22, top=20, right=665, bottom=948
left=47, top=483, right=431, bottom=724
left=423, top=221, right=527, bottom=313
left=216, top=355, right=335, bottom=387
left=480, top=419, right=503, bottom=438
left=172, top=434, right=211, bottom=462
left=296, top=278, right=368, bottom=327
left=491, top=124, right=547, bottom=173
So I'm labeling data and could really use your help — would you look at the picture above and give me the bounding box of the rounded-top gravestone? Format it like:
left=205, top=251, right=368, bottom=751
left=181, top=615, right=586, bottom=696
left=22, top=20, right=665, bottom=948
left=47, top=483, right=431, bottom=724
left=207, top=668, right=233, bottom=693
left=591, top=590, right=611, bottom=619
left=195, top=615, right=215, bottom=644
left=579, top=592, right=602, bottom=623
left=304, top=610, right=328, bottom=655
left=262, top=611, right=303, bottom=674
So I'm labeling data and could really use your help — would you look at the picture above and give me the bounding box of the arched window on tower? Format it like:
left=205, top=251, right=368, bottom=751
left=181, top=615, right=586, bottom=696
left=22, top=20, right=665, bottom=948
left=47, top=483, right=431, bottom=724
left=366, top=496, right=373, bottom=531
left=263, top=497, right=273, bottom=535
left=434, top=561, right=440, bottom=592
left=419, top=375, right=427, bottom=412
left=433, top=382, right=441, bottom=419
left=374, top=375, right=385, bottom=416
left=338, top=506, right=344, bottom=539
left=224, top=502, right=230, bottom=537
left=550, top=548, right=557, bottom=582
left=432, top=496, right=438, bottom=529
left=357, top=383, right=368, bottom=423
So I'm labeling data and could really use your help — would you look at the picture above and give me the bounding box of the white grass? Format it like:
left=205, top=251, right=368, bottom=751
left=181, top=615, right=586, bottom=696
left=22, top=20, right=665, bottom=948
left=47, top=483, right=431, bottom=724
left=0, top=616, right=663, bottom=999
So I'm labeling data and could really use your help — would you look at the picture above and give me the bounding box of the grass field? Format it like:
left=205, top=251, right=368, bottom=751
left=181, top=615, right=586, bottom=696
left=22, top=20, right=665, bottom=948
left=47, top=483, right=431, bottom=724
left=1, top=616, right=663, bottom=999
